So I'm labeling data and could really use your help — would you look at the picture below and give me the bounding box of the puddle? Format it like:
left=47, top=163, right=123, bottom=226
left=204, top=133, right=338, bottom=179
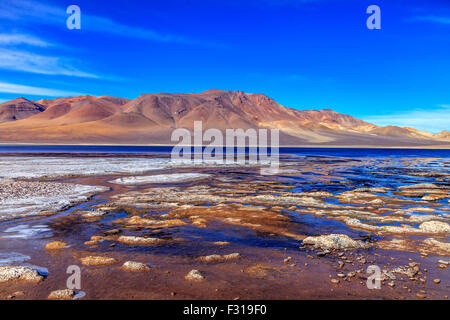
left=1, top=224, right=53, bottom=239
left=0, top=252, right=31, bottom=265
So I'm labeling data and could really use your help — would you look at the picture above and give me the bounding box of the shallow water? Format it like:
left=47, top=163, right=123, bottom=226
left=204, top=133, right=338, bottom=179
left=0, top=148, right=448, bottom=300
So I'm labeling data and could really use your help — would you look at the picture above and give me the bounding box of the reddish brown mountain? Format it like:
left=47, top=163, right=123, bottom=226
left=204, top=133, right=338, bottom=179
left=0, top=98, right=46, bottom=123
left=0, top=89, right=447, bottom=147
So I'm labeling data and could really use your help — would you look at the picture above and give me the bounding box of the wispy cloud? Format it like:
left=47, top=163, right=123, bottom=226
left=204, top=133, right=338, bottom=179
left=0, top=0, right=217, bottom=46
left=363, top=105, right=450, bottom=134
left=0, top=33, right=51, bottom=46
left=0, top=0, right=64, bottom=22
left=412, top=15, right=450, bottom=25
left=0, top=81, right=84, bottom=97
left=0, top=48, right=98, bottom=78
left=85, top=15, right=198, bottom=45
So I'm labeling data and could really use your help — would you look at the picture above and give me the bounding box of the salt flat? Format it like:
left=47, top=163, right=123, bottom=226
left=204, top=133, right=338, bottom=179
left=110, top=173, right=212, bottom=185
left=0, top=157, right=253, bottom=179
left=0, top=157, right=169, bottom=179
left=0, top=180, right=108, bottom=221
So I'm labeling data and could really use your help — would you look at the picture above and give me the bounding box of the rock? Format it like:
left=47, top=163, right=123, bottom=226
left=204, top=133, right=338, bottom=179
left=388, top=281, right=395, bottom=288
left=419, top=221, right=450, bottom=233
left=213, top=241, right=230, bottom=246
left=399, top=183, right=441, bottom=190
left=104, top=229, right=121, bottom=235
left=82, top=210, right=106, bottom=218
left=391, top=265, right=420, bottom=279
left=422, top=238, right=450, bottom=256
left=301, top=191, right=334, bottom=198
left=117, top=236, right=164, bottom=246
left=438, top=260, right=449, bottom=268
left=433, top=279, right=441, bottom=284
left=200, top=253, right=240, bottom=263
left=416, top=293, right=426, bottom=299
left=84, top=240, right=99, bottom=246
left=7, top=291, right=25, bottom=299
left=48, top=289, right=75, bottom=300
left=122, top=216, right=187, bottom=228
left=185, top=269, right=205, bottom=281
left=80, top=256, right=117, bottom=266
left=45, top=241, right=67, bottom=250
left=121, top=261, right=150, bottom=272
left=284, top=257, right=292, bottom=264
left=302, top=234, right=371, bottom=251
left=369, top=199, right=384, bottom=205
left=330, top=278, right=339, bottom=284
left=0, top=266, right=44, bottom=283
left=422, top=195, right=447, bottom=201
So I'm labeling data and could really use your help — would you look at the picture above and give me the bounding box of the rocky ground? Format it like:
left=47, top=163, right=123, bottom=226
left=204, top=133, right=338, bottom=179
left=0, top=155, right=448, bottom=300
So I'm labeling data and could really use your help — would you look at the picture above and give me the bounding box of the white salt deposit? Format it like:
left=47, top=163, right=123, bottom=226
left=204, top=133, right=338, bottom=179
left=0, top=157, right=255, bottom=179
left=0, top=157, right=169, bottom=179
left=110, top=173, right=212, bottom=185
left=0, top=181, right=109, bottom=221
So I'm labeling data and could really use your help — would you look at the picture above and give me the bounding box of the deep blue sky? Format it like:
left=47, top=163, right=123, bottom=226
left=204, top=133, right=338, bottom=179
left=0, top=0, right=449, bottom=132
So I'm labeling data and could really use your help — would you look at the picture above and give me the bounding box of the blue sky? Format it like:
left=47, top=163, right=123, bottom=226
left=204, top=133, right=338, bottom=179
left=0, top=0, right=449, bottom=132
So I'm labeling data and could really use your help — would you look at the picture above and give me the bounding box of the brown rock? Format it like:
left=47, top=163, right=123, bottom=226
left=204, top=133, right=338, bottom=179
left=45, top=241, right=67, bottom=250
left=121, top=261, right=150, bottom=272
left=48, top=289, right=75, bottom=300
left=117, top=236, right=164, bottom=246
left=80, top=256, right=117, bottom=266
left=200, top=253, right=240, bottom=263
left=185, top=269, right=205, bottom=281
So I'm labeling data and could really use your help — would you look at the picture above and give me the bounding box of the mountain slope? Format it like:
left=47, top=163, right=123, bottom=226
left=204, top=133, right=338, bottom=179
left=0, top=98, right=46, bottom=123
left=0, top=90, right=447, bottom=146
left=23, top=95, right=130, bottom=126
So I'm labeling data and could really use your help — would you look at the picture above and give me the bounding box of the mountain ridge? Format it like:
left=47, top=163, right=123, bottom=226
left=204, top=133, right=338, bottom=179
left=0, top=89, right=447, bottom=147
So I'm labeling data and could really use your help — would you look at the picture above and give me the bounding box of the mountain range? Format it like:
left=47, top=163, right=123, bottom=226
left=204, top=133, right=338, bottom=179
left=0, top=89, right=448, bottom=147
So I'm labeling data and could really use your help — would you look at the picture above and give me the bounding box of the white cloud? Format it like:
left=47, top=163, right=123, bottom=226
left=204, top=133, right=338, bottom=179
left=0, top=81, right=83, bottom=97
left=0, top=48, right=98, bottom=78
left=0, top=0, right=214, bottom=46
left=0, top=33, right=51, bottom=46
left=0, top=0, right=63, bottom=22
left=363, top=105, right=450, bottom=134
left=85, top=15, right=197, bottom=45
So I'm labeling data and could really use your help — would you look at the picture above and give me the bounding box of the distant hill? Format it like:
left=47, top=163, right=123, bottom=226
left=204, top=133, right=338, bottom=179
left=0, top=89, right=447, bottom=147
